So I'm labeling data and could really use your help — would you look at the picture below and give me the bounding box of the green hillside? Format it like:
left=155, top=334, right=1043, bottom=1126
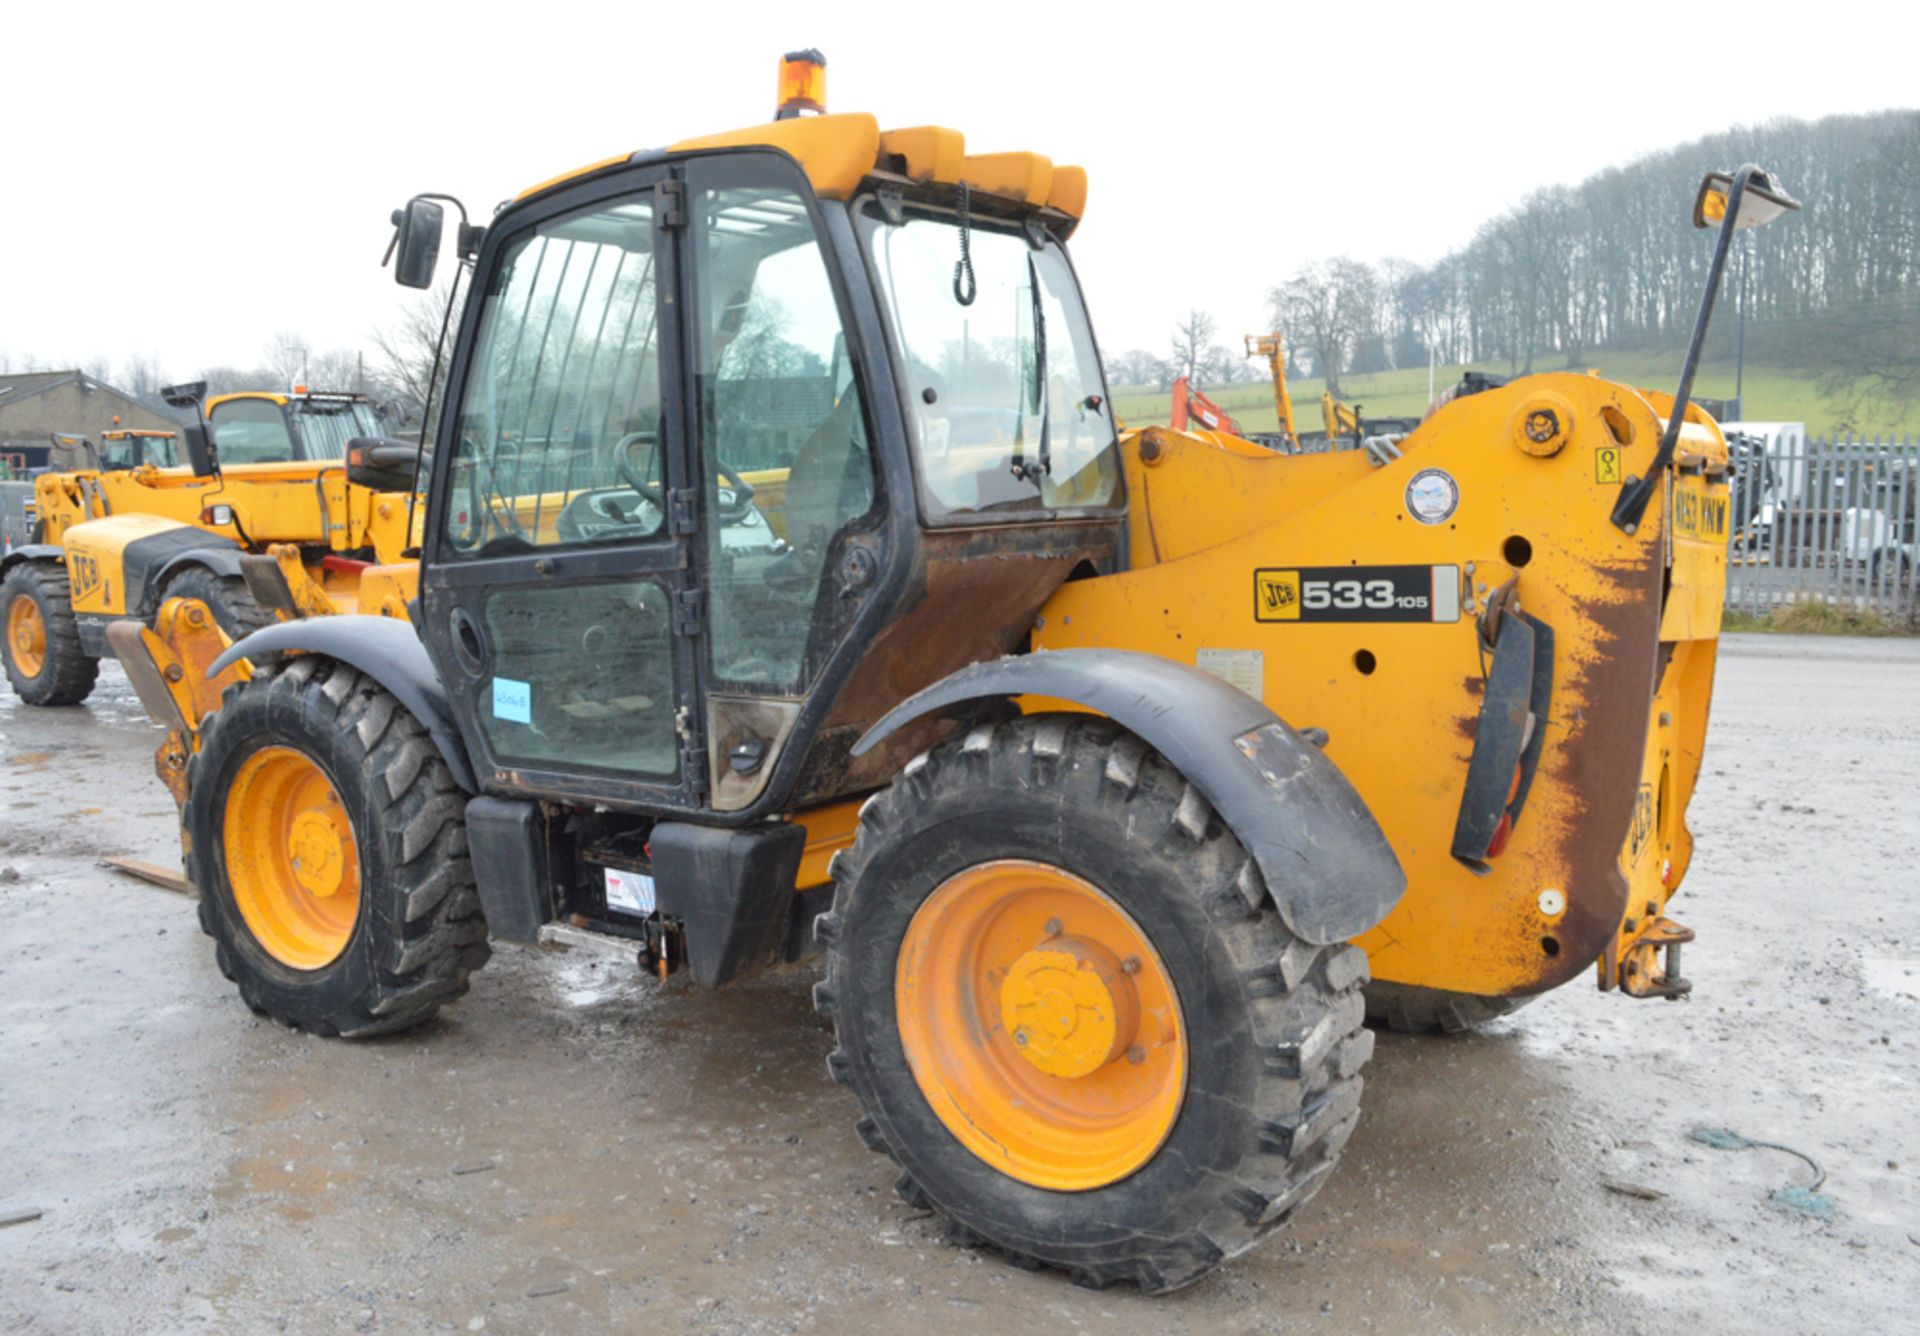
left=1113, top=355, right=1914, bottom=437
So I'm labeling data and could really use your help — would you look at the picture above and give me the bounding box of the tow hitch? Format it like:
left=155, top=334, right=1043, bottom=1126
left=1614, top=916, right=1695, bottom=999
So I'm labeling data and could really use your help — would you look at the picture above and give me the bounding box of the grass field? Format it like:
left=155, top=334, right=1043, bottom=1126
left=1112, top=353, right=1916, bottom=437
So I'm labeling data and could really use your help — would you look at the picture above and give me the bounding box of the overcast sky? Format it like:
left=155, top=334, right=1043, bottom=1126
left=3, top=1, right=1911, bottom=384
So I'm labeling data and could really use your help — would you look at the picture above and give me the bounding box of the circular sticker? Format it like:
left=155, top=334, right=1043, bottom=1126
left=1405, top=468, right=1460, bottom=525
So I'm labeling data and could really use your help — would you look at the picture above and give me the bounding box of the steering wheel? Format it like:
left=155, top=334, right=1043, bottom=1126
left=613, top=431, right=666, bottom=508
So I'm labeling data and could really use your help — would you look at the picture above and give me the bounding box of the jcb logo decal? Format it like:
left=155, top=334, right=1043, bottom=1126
left=68, top=551, right=102, bottom=603
left=1673, top=489, right=1729, bottom=540
left=1629, top=782, right=1656, bottom=858
left=1254, top=571, right=1301, bottom=621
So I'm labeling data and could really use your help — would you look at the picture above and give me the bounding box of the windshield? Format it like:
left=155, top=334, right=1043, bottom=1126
left=860, top=206, right=1120, bottom=520
left=208, top=398, right=296, bottom=464
left=294, top=400, right=384, bottom=460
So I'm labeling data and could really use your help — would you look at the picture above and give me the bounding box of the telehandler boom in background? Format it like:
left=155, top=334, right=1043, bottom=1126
left=114, top=50, right=1795, bottom=1291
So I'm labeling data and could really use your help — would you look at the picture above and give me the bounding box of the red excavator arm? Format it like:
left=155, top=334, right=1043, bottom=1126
left=1169, top=377, right=1243, bottom=435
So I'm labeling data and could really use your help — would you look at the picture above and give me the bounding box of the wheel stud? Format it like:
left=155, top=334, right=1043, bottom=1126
left=1014, top=1029, right=1030, bottom=1047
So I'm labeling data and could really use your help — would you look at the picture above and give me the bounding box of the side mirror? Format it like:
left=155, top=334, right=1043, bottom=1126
left=345, top=436, right=425, bottom=492
left=1694, top=168, right=1801, bottom=231
left=389, top=198, right=445, bottom=289
left=182, top=422, right=220, bottom=478
left=160, top=380, right=209, bottom=411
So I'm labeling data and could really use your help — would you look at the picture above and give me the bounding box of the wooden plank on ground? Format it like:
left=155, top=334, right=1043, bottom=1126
left=101, top=857, right=193, bottom=897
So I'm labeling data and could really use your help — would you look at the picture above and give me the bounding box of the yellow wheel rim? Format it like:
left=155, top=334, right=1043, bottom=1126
left=895, top=859, right=1186, bottom=1191
left=223, top=747, right=361, bottom=970
left=7, top=593, right=46, bottom=678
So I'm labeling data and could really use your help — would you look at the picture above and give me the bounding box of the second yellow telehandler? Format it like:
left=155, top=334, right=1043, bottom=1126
left=0, top=385, right=421, bottom=708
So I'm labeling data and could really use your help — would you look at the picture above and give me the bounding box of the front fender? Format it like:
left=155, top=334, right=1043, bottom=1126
left=210, top=616, right=476, bottom=793
left=854, top=648, right=1405, bottom=945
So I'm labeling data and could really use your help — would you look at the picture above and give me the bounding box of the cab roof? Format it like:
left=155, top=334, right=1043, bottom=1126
left=517, top=113, right=1086, bottom=221
left=205, top=390, right=375, bottom=409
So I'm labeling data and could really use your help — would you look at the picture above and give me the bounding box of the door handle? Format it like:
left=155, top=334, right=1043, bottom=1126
left=449, top=605, right=487, bottom=676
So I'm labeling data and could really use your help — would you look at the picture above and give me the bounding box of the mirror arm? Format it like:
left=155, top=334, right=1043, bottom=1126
left=1610, top=164, right=1759, bottom=534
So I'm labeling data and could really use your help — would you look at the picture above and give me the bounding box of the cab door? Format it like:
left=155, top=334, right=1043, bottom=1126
left=680, top=154, right=886, bottom=811
left=419, top=165, right=706, bottom=809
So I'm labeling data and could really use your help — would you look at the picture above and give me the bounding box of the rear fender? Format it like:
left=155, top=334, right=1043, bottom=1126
left=853, top=648, right=1406, bottom=945
left=209, top=616, right=476, bottom=793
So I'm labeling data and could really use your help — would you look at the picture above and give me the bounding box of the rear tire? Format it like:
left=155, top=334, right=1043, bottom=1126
left=814, top=715, right=1374, bottom=1293
left=1, top=562, right=98, bottom=706
left=1364, top=980, right=1534, bottom=1034
left=161, top=564, right=272, bottom=641
left=186, top=656, right=489, bottom=1037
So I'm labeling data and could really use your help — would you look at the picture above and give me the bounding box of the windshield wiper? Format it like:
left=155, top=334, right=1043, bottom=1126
left=1010, top=258, right=1051, bottom=484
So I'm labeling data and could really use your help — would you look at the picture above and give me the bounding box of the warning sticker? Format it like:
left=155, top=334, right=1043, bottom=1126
left=1197, top=648, right=1265, bottom=697
left=604, top=867, right=656, bottom=915
left=1595, top=445, right=1623, bottom=484
left=1254, top=565, right=1462, bottom=624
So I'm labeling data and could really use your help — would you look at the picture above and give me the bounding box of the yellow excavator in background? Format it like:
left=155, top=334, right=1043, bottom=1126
left=110, top=50, right=1795, bottom=1293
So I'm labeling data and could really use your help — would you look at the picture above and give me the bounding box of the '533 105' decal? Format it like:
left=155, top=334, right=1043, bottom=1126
left=1254, top=565, right=1462, bottom=623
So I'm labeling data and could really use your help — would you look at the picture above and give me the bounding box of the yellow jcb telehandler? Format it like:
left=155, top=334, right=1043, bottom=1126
left=115, top=52, right=1794, bottom=1291
left=0, top=384, right=422, bottom=709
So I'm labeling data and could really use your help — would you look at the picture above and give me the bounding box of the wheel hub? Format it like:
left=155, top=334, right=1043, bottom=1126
left=288, top=806, right=348, bottom=899
left=1000, top=935, right=1139, bottom=1079
left=7, top=595, right=46, bottom=678
left=894, top=859, right=1187, bottom=1191
left=223, top=747, right=361, bottom=970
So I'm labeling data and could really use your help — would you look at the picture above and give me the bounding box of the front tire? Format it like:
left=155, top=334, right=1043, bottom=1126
left=186, top=656, right=489, bottom=1037
left=1, top=562, right=98, bottom=706
left=814, top=715, right=1374, bottom=1293
left=161, top=564, right=272, bottom=641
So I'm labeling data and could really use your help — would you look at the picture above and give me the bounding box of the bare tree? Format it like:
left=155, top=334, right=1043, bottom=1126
left=370, top=282, right=465, bottom=428
left=121, top=354, right=166, bottom=397
left=1269, top=259, right=1377, bottom=396
left=1106, top=349, right=1167, bottom=389
left=1168, top=309, right=1218, bottom=384
left=265, top=332, right=311, bottom=390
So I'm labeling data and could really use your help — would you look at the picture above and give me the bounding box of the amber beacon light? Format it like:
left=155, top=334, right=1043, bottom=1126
left=775, top=49, right=826, bottom=120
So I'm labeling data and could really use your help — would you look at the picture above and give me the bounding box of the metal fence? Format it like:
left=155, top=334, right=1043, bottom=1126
left=1725, top=433, right=1920, bottom=623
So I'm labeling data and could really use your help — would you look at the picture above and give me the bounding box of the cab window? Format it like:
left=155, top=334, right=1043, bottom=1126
left=860, top=205, right=1120, bottom=522
left=209, top=399, right=295, bottom=464
left=441, top=195, right=665, bottom=556
left=690, top=164, right=877, bottom=693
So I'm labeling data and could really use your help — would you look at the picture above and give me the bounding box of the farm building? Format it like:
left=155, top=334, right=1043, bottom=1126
left=0, top=371, right=180, bottom=472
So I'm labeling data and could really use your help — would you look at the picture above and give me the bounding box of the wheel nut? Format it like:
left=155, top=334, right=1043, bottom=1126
left=1014, top=1029, right=1030, bottom=1047
left=1043, top=917, right=1062, bottom=938
left=1121, top=956, right=1141, bottom=974
left=1126, top=1045, right=1146, bottom=1065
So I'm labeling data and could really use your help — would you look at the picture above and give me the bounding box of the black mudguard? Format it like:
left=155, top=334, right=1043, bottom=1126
left=209, top=616, right=477, bottom=793
left=853, top=648, right=1406, bottom=946
left=0, top=544, right=64, bottom=575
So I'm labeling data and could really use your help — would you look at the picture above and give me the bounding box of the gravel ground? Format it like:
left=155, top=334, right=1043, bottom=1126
left=1, top=633, right=1915, bottom=1333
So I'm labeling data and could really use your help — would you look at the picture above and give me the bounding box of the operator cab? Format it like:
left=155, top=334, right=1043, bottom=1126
left=205, top=390, right=386, bottom=465
left=399, top=75, right=1125, bottom=830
